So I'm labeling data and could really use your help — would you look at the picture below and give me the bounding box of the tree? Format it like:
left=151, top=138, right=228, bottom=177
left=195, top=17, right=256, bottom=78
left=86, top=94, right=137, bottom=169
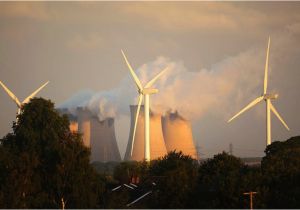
left=192, top=152, right=248, bottom=208
left=146, top=151, right=198, bottom=209
left=261, top=136, right=300, bottom=208
left=0, top=98, right=103, bottom=208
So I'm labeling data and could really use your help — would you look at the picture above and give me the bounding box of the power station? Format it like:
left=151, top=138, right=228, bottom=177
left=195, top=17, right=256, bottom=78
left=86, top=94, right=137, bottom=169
left=125, top=106, right=197, bottom=161
left=57, top=107, right=121, bottom=162
left=58, top=106, right=198, bottom=162
left=162, top=111, right=197, bottom=159
left=124, top=105, right=168, bottom=161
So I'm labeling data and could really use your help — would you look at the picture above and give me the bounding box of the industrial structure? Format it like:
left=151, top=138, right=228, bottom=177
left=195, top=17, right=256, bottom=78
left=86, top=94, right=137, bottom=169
left=124, top=105, right=167, bottom=161
left=58, top=106, right=198, bottom=162
left=0, top=80, right=49, bottom=121
left=228, top=37, right=290, bottom=146
left=77, top=107, right=91, bottom=148
left=162, top=111, right=197, bottom=159
left=57, top=107, right=121, bottom=162
left=121, top=50, right=169, bottom=161
left=89, top=116, right=121, bottom=162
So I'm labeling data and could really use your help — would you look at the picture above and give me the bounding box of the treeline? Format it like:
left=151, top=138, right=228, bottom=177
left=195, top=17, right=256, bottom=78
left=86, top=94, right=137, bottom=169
left=0, top=98, right=299, bottom=208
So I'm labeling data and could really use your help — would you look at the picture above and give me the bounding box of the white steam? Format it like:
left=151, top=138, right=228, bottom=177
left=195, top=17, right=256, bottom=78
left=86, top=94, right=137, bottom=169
left=59, top=28, right=297, bottom=122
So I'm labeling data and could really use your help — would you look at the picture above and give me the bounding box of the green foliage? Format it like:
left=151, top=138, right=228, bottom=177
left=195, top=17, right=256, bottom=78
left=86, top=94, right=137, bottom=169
left=0, top=98, right=104, bottom=208
left=113, top=161, right=148, bottom=184
left=147, top=151, right=198, bottom=209
left=193, top=152, right=246, bottom=208
left=261, top=136, right=300, bottom=208
left=0, top=98, right=299, bottom=209
left=91, top=161, right=120, bottom=175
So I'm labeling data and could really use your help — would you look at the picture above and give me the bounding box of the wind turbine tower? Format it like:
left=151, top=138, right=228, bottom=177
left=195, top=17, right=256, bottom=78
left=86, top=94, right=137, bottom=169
left=228, top=37, right=289, bottom=146
left=121, top=50, right=169, bottom=161
left=0, top=81, right=49, bottom=119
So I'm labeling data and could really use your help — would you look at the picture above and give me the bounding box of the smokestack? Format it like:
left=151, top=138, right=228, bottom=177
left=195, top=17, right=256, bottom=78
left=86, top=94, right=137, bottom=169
left=125, top=105, right=167, bottom=161
left=162, top=111, right=198, bottom=159
left=89, top=117, right=121, bottom=162
left=77, top=107, right=91, bottom=148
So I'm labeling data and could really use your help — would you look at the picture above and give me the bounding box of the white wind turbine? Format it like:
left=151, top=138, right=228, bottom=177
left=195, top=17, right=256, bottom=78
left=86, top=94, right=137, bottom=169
left=0, top=81, right=49, bottom=119
left=228, top=37, right=289, bottom=146
left=121, top=50, right=168, bottom=161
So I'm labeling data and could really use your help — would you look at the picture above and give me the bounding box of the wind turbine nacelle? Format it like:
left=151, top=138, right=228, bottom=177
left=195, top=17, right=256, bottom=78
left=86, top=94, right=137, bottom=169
left=142, top=88, right=158, bottom=95
left=263, top=93, right=279, bottom=100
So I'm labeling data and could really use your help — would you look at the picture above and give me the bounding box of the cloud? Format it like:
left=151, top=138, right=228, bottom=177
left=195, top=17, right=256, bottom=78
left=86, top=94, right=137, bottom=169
left=0, top=2, right=50, bottom=20
left=120, top=2, right=238, bottom=31
left=66, top=33, right=104, bottom=51
left=59, top=45, right=265, bottom=122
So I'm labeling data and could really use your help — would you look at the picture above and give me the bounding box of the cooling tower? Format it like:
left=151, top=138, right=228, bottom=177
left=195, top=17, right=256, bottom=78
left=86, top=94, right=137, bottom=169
left=162, top=111, right=197, bottom=159
left=125, top=105, right=167, bottom=161
left=69, top=121, right=78, bottom=133
left=89, top=117, right=121, bottom=162
left=77, top=107, right=91, bottom=148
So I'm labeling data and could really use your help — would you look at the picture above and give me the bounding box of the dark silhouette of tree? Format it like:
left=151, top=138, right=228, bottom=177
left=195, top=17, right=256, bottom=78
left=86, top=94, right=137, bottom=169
left=0, top=98, right=103, bottom=208
left=192, top=152, right=247, bottom=208
left=1, top=99, right=299, bottom=209
left=146, top=151, right=198, bottom=209
left=261, top=136, right=300, bottom=208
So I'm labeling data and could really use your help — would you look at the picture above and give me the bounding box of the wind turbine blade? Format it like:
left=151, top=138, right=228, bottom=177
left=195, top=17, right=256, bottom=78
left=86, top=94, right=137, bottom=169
left=121, top=50, right=143, bottom=91
left=0, top=81, right=21, bottom=107
left=263, top=36, right=271, bottom=94
left=228, top=96, right=264, bottom=123
left=130, top=94, right=143, bottom=156
left=145, top=66, right=169, bottom=88
left=270, top=102, right=290, bottom=130
left=22, top=81, right=49, bottom=104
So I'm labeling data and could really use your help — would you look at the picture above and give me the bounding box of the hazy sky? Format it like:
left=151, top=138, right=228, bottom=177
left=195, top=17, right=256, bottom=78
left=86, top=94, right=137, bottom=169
left=0, top=2, right=300, bottom=158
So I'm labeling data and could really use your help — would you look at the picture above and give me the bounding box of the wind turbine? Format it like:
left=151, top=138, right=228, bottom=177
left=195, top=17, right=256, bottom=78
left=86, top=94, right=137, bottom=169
left=0, top=80, right=49, bottom=118
left=228, top=37, right=289, bottom=146
left=121, top=50, right=168, bottom=161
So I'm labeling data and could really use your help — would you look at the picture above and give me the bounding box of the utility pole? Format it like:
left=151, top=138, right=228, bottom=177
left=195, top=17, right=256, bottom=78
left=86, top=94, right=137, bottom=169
left=243, top=191, right=257, bottom=210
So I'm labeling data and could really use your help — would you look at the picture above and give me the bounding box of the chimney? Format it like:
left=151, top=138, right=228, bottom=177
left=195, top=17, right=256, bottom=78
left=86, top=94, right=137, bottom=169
left=125, top=105, right=167, bottom=161
left=162, top=111, right=198, bottom=159
left=90, top=117, right=121, bottom=162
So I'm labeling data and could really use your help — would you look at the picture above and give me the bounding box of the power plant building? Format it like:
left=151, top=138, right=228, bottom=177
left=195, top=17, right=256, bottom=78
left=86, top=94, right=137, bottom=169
left=57, top=107, right=121, bottom=162
left=58, top=106, right=198, bottom=162
left=124, top=105, right=168, bottom=161
left=162, top=111, right=197, bottom=159
left=77, top=107, right=91, bottom=148
left=89, top=117, right=121, bottom=162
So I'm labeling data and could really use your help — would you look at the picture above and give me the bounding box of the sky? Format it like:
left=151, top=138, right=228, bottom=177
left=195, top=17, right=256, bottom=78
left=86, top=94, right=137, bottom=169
left=0, top=2, right=300, bottom=159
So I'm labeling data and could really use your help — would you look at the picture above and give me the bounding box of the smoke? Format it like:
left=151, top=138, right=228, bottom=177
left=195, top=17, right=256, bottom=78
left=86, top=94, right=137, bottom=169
left=58, top=26, right=298, bottom=122
left=57, top=50, right=266, bottom=121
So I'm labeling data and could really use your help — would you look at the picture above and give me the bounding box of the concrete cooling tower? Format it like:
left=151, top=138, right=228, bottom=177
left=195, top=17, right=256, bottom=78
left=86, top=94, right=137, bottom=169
left=162, top=111, right=198, bottom=159
left=77, top=107, right=91, bottom=148
left=58, top=107, right=121, bottom=162
left=89, top=117, right=121, bottom=162
left=125, top=105, right=167, bottom=161
left=69, top=121, right=78, bottom=133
